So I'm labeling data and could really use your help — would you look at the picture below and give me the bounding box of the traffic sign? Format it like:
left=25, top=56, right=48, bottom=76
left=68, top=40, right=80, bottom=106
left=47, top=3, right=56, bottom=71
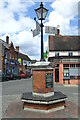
left=45, top=26, right=57, bottom=34
left=33, top=29, right=40, bottom=37
left=32, top=21, right=40, bottom=37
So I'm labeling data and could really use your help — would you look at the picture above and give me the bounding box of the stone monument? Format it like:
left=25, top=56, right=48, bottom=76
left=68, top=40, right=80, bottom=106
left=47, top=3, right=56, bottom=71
left=21, top=62, right=67, bottom=112
left=21, top=2, right=67, bottom=112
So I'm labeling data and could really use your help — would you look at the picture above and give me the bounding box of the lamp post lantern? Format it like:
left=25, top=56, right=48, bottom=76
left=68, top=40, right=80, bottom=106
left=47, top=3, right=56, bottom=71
left=35, top=2, right=48, bottom=61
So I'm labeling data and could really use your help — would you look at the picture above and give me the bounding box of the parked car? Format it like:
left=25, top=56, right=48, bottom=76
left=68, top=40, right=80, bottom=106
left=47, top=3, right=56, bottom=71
left=2, top=73, right=9, bottom=82
left=19, top=70, right=32, bottom=79
left=7, top=73, right=14, bottom=80
left=13, top=73, right=21, bottom=80
left=7, top=73, right=21, bottom=80
left=26, top=71, right=32, bottom=78
left=20, top=71, right=27, bottom=78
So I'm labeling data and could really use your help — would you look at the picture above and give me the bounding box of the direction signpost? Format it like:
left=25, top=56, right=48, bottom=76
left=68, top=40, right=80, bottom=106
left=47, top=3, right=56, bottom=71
left=33, top=29, right=40, bottom=37
left=32, top=25, right=58, bottom=37
left=45, top=26, right=57, bottom=34
left=22, top=2, right=67, bottom=113
left=32, top=20, right=40, bottom=37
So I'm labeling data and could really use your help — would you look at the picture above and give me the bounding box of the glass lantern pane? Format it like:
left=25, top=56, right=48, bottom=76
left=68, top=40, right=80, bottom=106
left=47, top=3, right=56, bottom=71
left=36, top=11, right=41, bottom=19
left=43, top=12, right=47, bottom=19
left=35, top=6, right=48, bottom=20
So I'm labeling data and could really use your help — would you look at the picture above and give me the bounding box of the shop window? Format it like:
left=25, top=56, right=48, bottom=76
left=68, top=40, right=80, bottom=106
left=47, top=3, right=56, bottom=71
left=70, top=68, right=75, bottom=79
left=63, top=68, right=69, bottom=79
left=76, top=68, right=80, bottom=80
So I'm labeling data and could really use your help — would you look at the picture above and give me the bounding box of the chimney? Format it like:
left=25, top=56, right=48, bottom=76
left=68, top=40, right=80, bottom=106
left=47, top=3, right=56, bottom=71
left=16, top=46, right=19, bottom=52
left=57, top=29, right=60, bottom=35
left=6, top=36, right=9, bottom=44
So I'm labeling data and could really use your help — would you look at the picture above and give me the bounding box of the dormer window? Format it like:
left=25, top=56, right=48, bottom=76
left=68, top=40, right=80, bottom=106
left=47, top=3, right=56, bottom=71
left=68, top=52, right=73, bottom=56
left=55, top=52, right=59, bottom=57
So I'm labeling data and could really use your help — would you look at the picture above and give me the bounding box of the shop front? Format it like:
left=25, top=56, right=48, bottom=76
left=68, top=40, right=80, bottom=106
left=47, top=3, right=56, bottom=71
left=5, top=59, right=19, bottom=79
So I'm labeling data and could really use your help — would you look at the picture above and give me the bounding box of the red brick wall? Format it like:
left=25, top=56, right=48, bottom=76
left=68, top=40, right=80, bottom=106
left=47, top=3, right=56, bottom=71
left=59, top=63, right=63, bottom=84
left=53, top=69, right=55, bottom=84
left=33, top=69, right=54, bottom=94
left=70, top=80, right=80, bottom=84
left=24, top=101, right=65, bottom=110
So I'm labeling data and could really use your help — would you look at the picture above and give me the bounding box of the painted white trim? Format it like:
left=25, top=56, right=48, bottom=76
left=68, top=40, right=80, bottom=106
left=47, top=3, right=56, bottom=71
left=33, top=92, right=54, bottom=97
left=31, top=62, right=50, bottom=66
left=32, top=68, right=53, bottom=70
left=24, top=106, right=64, bottom=113
left=22, top=98, right=67, bottom=105
left=48, top=51, right=80, bottom=58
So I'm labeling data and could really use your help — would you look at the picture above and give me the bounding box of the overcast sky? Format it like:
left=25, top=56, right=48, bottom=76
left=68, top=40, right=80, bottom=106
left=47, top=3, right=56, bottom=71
left=0, top=0, right=79, bottom=60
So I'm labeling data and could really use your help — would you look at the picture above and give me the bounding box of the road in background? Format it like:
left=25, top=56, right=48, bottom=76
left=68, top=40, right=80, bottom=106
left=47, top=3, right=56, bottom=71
left=2, top=78, right=32, bottom=95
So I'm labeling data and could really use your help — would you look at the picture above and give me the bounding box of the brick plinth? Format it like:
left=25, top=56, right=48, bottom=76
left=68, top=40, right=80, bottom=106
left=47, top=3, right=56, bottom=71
left=21, top=92, right=67, bottom=112
left=24, top=101, right=65, bottom=111
left=32, top=69, right=54, bottom=95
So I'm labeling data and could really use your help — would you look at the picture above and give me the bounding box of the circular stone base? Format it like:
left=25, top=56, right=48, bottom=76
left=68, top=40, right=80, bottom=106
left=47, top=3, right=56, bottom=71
left=21, top=92, right=67, bottom=112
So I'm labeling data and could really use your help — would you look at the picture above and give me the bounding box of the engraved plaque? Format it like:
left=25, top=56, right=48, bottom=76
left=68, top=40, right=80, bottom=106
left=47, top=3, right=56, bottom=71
left=45, top=73, right=53, bottom=88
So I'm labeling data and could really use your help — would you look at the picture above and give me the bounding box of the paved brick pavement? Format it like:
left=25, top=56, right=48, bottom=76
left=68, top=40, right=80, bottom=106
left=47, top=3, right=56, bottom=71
left=3, top=99, right=79, bottom=119
left=2, top=95, right=21, bottom=118
left=2, top=80, right=80, bottom=119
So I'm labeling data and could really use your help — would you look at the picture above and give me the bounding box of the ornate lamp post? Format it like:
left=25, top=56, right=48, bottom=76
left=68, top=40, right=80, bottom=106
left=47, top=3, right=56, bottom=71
left=35, top=2, right=48, bottom=61
left=21, top=3, right=67, bottom=113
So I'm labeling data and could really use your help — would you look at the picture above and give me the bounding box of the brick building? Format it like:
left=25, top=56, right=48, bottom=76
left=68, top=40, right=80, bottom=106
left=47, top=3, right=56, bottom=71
left=0, top=36, right=19, bottom=76
left=48, top=33, right=80, bottom=84
left=0, top=36, right=32, bottom=79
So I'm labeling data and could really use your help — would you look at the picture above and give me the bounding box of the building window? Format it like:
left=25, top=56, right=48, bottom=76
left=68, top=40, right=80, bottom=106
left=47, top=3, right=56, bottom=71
left=76, top=68, right=80, bottom=79
left=63, top=68, right=69, bottom=79
left=70, top=64, right=75, bottom=79
left=70, top=68, right=75, bottom=79
left=68, top=52, right=73, bottom=56
left=55, top=52, right=59, bottom=57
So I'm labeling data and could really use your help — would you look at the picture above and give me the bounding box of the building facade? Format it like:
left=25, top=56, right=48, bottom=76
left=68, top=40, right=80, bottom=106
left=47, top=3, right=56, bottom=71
left=48, top=34, right=80, bottom=84
left=0, top=36, right=19, bottom=77
left=18, top=52, right=31, bottom=73
left=0, top=36, right=32, bottom=77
